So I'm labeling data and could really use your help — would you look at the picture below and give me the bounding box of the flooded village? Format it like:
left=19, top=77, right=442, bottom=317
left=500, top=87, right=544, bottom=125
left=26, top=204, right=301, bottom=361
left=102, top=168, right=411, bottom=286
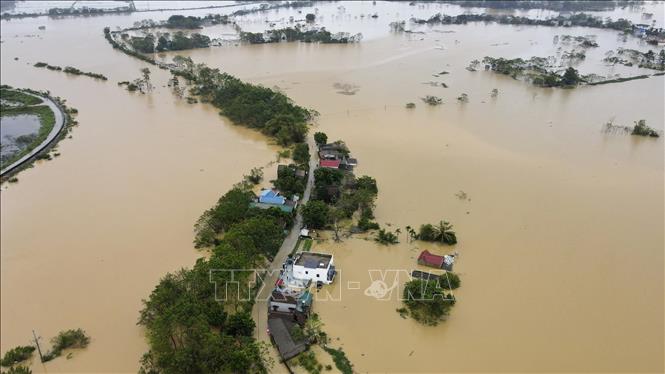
left=1, top=1, right=664, bottom=373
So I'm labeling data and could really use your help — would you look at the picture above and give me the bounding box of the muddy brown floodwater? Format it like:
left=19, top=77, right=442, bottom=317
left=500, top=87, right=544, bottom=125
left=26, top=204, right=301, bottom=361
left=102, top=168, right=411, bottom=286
left=1, top=1, right=664, bottom=373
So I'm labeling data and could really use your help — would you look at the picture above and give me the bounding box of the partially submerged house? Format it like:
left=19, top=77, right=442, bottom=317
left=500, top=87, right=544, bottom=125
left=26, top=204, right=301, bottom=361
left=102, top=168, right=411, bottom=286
left=269, top=286, right=313, bottom=325
left=417, top=250, right=456, bottom=271
left=318, top=141, right=358, bottom=170
left=292, top=252, right=336, bottom=284
left=250, top=188, right=298, bottom=213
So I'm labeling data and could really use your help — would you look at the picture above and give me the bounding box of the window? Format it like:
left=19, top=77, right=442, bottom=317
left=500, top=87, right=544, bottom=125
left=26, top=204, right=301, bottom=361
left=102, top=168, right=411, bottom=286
left=305, top=271, right=308, bottom=274
left=316, top=274, right=320, bottom=278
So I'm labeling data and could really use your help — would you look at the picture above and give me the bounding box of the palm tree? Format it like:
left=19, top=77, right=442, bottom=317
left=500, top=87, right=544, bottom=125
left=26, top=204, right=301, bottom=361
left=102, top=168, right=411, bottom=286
left=433, top=221, right=457, bottom=245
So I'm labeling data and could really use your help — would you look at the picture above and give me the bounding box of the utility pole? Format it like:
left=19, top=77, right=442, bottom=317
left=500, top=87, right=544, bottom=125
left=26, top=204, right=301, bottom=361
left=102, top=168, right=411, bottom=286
left=32, top=330, right=44, bottom=363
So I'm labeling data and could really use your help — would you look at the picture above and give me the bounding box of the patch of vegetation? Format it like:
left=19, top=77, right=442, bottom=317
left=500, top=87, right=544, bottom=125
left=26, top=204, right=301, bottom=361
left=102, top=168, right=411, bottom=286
left=482, top=56, right=584, bottom=87
left=405, top=102, right=416, bottom=109
left=322, top=346, right=354, bottom=374
left=274, top=164, right=306, bottom=198
left=411, top=12, right=664, bottom=40
left=1, top=366, right=32, bottom=374
left=41, top=329, right=90, bottom=362
left=302, top=200, right=331, bottom=229
left=240, top=26, right=362, bottom=44
left=375, top=228, right=399, bottom=245
left=314, top=132, right=328, bottom=146
left=244, top=167, right=264, bottom=185
left=421, top=95, right=442, bottom=105
left=401, top=279, right=456, bottom=326
left=417, top=221, right=457, bottom=245
left=296, top=351, right=323, bottom=374
left=0, top=346, right=35, bottom=367
left=631, top=119, right=660, bottom=138
left=0, top=88, right=41, bottom=107
left=34, top=62, right=107, bottom=80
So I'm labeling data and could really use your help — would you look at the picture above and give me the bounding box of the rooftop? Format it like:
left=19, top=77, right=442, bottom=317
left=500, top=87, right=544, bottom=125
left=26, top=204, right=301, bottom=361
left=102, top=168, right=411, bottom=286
left=294, top=252, right=332, bottom=269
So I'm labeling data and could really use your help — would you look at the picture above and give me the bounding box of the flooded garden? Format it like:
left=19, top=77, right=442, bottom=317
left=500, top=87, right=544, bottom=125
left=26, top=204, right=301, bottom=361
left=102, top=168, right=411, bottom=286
left=1, top=1, right=663, bottom=373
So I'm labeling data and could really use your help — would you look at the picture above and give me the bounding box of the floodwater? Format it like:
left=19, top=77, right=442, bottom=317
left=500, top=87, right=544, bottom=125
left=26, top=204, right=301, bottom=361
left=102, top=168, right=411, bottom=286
left=1, top=114, right=41, bottom=158
left=1, top=1, right=663, bottom=373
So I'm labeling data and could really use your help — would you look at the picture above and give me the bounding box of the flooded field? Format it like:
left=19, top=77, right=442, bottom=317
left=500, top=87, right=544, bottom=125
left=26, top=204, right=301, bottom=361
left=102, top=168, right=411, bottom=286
left=1, top=1, right=663, bottom=373
left=1, top=114, right=41, bottom=158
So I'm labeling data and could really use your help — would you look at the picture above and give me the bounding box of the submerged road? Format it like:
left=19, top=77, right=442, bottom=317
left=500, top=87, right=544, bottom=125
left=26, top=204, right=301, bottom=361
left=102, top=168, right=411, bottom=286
left=252, top=134, right=318, bottom=351
left=0, top=92, right=66, bottom=177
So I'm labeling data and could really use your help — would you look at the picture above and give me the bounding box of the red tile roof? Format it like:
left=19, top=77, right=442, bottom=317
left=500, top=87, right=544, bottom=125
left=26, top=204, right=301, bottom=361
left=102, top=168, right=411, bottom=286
left=319, top=159, right=341, bottom=168
left=417, top=250, right=445, bottom=268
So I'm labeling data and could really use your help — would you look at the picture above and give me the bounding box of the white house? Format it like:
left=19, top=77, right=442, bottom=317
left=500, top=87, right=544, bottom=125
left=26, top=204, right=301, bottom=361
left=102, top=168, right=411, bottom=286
left=292, top=252, right=336, bottom=284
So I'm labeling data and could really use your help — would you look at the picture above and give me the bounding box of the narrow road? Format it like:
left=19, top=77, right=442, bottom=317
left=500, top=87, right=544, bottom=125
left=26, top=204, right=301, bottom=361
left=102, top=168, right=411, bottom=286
left=252, top=134, right=318, bottom=357
left=0, top=92, right=66, bottom=177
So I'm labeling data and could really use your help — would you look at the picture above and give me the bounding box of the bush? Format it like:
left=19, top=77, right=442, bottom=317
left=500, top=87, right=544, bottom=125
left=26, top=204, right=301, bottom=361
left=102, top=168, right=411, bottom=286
left=421, top=95, right=442, bottom=105
left=375, top=228, right=398, bottom=245
left=302, top=200, right=330, bottom=229
left=49, top=329, right=90, bottom=357
left=1, top=346, right=35, bottom=367
left=305, top=13, right=316, bottom=22
left=631, top=119, right=660, bottom=137
left=402, top=279, right=455, bottom=325
left=292, top=143, right=310, bottom=164
left=322, top=346, right=353, bottom=374
left=405, top=102, right=416, bottom=108
left=314, top=132, right=328, bottom=145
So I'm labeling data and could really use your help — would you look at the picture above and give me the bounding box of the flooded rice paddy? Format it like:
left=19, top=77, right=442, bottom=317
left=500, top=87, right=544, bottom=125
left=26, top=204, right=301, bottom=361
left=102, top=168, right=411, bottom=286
left=1, top=114, right=41, bottom=159
left=1, top=1, right=663, bottom=372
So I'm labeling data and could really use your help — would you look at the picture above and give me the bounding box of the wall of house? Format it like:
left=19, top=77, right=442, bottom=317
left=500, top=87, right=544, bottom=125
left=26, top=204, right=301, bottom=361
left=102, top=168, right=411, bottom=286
left=292, top=265, right=332, bottom=284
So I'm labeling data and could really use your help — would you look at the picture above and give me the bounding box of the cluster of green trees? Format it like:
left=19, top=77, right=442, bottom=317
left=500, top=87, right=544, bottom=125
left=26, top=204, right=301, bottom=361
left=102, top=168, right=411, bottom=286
left=193, top=186, right=291, bottom=249
left=138, top=256, right=268, bottom=373
left=416, top=221, right=458, bottom=245
left=34, top=62, right=108, bottom=80
left=411, top=12, right=664, bottom=37
left=0, top=329, right=90, bottom=371
left=0, top=346, right=34, bottom=368
left=0, top=87, right=41, bottom=107
left=631, top=120, right=660, bottom=138
left=165, top=15, right=204, bottom=29
left=301, top=135, right=380, bottom=238
left=128, top=32, right=211, bottom=53
left=170, top=58, right=311, bottom=145
left=240, top=26, right=361, bottom=44
left=142, top=170, right=309, bottom=372
left=273, top=164, right=306, bottom=198
left=440, top=0, right=629, bottom=11
left=482, top=56, right=584, bottom=87
left=400, top=279, right=456, bottom=325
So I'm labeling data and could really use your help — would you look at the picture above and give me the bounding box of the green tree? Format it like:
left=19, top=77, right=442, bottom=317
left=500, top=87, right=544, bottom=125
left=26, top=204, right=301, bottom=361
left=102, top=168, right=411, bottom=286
left=561, top=67, right=581, bottom=86
left=292, top=143, right=310, bottom=164
left=402, top=279, right=455, bottom=325
left=302, top=200, right=330, bottom=228
left=314, top=132, right=328, bottom=145
left=226, top=312, right=255, bottom=337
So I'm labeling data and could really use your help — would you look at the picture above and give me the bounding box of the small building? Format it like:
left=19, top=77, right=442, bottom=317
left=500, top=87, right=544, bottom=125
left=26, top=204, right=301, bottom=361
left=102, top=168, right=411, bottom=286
left=267, top=317, right=308, bottom=361
left=259, top=188, right=286, bottom=205
left=417, top=250, right=455, bottom=271
left=269, top=287, right=313, bottom=325
left=250, top=188, right=298, bottom=213
left=319, top=159, right=341, bottom=169
left=300, top=228, right=311, bottom=238
left=292, top=252, right=336, bottom=284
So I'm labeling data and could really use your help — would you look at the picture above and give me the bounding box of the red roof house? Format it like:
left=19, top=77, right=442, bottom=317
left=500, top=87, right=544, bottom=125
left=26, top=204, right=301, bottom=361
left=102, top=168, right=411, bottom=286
left=319, top=159, right=341, bottom=169
left=417, top=250, right=445, bottom=269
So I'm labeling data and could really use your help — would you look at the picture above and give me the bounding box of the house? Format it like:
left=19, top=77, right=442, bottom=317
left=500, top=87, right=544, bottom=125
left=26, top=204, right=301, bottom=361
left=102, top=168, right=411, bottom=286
left=250, top=188, right=298, bottom=213
left=259, top=189, right=286, bottom=205
left=319, top=159, right=341, bottom=169
left=267, top=317, right=308, bottom=361
left=269, top=287, right=313, bottom=325
left=292, top=252, right=336, bottom=284
left=339, top=157, right=358, bottom=171
left=417, top=250, right=455, bottom=271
